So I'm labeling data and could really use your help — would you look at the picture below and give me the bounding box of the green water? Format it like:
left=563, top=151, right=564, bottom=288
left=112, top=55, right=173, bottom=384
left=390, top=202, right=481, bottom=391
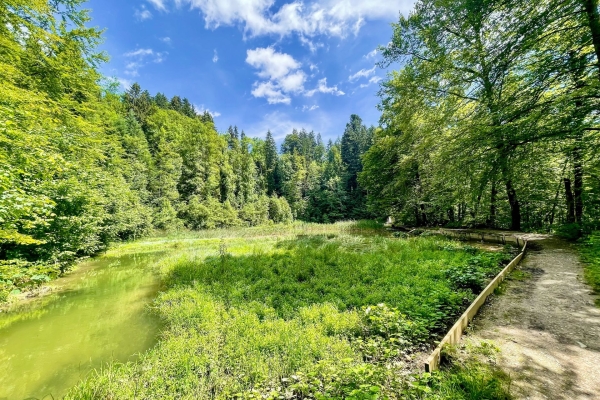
left=0, top=253, right=164, bottom=399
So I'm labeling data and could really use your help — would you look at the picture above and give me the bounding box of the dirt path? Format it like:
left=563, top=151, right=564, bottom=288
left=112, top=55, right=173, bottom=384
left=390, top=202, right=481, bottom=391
left=467, top=237, right=600, bottom=400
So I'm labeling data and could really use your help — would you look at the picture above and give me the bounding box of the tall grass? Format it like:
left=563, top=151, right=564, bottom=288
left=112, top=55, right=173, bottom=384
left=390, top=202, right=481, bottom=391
left=66, top=223, right=513, bottom=399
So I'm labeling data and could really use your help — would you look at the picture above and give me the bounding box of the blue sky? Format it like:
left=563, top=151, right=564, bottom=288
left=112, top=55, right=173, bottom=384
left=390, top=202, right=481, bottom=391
left=87, top=0, right=415, bottom=142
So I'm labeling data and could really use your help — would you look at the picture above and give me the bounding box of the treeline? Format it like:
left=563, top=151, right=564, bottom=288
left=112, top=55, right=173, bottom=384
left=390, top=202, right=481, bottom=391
left=361, top=0, right=600, bottom=236
left=122, top=83, right=374, bottom=229
left=0, top=0, right=372, bottom=275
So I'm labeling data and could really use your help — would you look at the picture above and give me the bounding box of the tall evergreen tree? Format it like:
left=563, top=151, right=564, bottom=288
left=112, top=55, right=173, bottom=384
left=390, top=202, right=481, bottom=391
left=265, top=131, right=279, bottom=195
left=170, top=96, right=183, bottom=113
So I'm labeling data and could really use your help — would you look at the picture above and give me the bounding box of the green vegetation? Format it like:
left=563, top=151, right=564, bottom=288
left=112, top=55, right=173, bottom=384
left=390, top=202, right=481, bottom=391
left=581, top=232, right=600, bottom=305
left=3, top=0, right=599, bottom=397
left=0, top=0, right=375, bottom=299
left=63, top=225, right=513, bottom=399
left=3, top=0, right=600, bottom=298
left=361, top=0, right=600, bottom=234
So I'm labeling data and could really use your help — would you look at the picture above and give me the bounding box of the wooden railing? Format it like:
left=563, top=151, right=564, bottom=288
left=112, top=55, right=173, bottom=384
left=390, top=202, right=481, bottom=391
left=424, top=237, right=527, bottom=372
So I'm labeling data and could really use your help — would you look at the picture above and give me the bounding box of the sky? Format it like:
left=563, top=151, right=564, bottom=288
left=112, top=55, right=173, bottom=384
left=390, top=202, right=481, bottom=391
left=87, top=0, right=416, bottom=142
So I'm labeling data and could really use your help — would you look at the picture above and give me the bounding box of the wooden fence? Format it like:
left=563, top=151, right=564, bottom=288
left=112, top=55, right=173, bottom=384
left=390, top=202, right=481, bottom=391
left=424, top=237, right=528, bottom=372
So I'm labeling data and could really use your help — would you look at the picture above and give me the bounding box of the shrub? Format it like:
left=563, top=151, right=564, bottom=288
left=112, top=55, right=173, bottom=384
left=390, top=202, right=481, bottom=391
left=269, top=195, right=293, bottom=224
left=581, top=232, right=600, bottom=306
left=239, top=196, right=270, bottom=227
left=555, top=223, right=583, bottom=241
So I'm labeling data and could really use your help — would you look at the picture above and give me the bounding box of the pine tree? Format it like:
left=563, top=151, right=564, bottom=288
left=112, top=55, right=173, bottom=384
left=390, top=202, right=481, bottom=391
left=154, top=93, right=169, bottom=109
left=170, top=96, right=183, bottom=113
left=265, top=131, right=279, bottom=195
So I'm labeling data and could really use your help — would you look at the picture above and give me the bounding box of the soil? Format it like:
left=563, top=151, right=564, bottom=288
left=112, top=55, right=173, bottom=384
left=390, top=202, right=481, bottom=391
left=466, top=236, right=600, bottom=399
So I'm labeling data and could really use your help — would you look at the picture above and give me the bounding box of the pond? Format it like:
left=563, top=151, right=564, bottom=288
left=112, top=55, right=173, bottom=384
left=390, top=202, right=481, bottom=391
left=0, top=252, right=163, bottom=399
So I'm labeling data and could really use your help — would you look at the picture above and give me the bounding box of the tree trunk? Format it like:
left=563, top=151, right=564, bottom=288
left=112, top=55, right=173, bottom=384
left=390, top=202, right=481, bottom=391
left=564, top=177, right=576, bottom=223
left=489, top=180, right=497, bottom=228
left=568, top=49, right=586, bottom=223
left=448, top=207, right=455, bottom=222
left=574, top=139, right=585, bottom=224
left=505, top=180, right=521, bottom=231
left=548, top=171, right=566, bottom=226
left=420, top=204, right=428, bottom=226
left=582, top=0, right=600, bottom=79
left=415, top=205, right=421, bottom=226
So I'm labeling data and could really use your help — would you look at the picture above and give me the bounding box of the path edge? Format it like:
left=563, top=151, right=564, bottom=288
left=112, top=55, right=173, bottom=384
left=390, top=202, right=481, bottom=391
left=424, top=239, right=528, bottom=372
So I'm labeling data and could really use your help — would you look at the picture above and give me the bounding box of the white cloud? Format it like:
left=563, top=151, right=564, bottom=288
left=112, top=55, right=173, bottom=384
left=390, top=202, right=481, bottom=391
left=161, top=36, right=171, bottom=43
left=152, top=0, right=413, bottom=38
left=252, top=81, right=291, bottom=104
left=195, top=104, right=221, bottom=117
left=135, top=7, right=153, bottom=20
left=278, top=71, right=306, bottom=93
left=364, top=49, right=378, bottom=59
left=299, top=35, right=324, bottom=53
left=302, top=105, right=319, bottom=112
left=247, top=47, right=301, bottom=81
left=212, top=49, right=218, bottom=63
left=349, top=66, right=376, bottom=82
left=359, top=76, right=383, bottom=88
left=124, top=48, right=165, bottom=76
left=125, top=48, right=154, bottom=57
left=147, top=0, right=167, bottom=11
left=247, top=47, right=344, bottom=104
left=118, top=78, right=134, bottom=89
left=246, top=111, right=317, bottom=140
left=125, top=62, right=141, bottom=76
left=246, top=47, right=305, bottom=104
left=305, top=78, right=344, bottom=97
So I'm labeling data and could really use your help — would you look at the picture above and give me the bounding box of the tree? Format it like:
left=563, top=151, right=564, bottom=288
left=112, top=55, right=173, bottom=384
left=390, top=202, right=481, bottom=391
left=170, top=96, right=183, bottom=113
left=341, top=115, right=371, bottom=218
left=154, top=93, right=169, bottom=109
left=124, top=84, right=153, bottom=122
left=265, top=131, right=279, bottom=195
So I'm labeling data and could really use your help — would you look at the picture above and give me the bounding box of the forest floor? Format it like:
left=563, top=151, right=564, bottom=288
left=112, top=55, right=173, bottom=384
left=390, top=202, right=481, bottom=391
left=465, top=236, right=600, bottom=399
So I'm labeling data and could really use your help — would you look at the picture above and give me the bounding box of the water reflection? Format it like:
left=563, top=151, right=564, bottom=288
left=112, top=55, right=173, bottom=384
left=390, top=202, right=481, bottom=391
left=0, top=253, right=163, bottom=399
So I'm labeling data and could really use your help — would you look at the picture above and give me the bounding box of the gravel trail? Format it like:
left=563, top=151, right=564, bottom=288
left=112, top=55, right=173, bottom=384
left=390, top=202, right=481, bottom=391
left=468, top=237, right=600, bottom=399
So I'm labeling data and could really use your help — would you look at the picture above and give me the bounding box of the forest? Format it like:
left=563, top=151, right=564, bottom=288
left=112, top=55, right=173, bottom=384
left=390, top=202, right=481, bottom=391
left=0, top=0, right=377, bottom=295
left=363, top=0, right=600, bottom=234
left=2, top=0, right=600, bottom=282
left=1, top=0, right=600, bottom=398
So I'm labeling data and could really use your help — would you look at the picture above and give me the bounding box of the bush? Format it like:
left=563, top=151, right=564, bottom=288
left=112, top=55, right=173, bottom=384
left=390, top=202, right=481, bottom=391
left=357, top=304, right=429, bottom=362
left=269, top=195, right=293, bottom=224
left=445, top=253, right=510, bottom=293
left=239, top=196, right=270, bottom=227
left=0, top=259, right=60, bottom=301
left=152, top=197, right=182, bottom=230
left=555, top=223, right=583, bottom=241
left=581, top=232, right=600, bottom=306
left=180, top=197, right=242, bottom=229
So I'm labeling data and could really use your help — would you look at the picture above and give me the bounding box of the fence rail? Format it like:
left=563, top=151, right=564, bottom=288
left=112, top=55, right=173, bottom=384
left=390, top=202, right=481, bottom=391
left=424, top=234, right=527, bottom=372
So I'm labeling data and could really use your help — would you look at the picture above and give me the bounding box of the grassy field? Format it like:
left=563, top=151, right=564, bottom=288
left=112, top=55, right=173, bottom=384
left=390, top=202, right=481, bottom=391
left=66, top=222, right=514, bottom=399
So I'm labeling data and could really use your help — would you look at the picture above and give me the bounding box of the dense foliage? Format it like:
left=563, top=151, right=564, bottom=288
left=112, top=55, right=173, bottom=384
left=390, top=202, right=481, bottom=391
left=0, top=0, right=374, bottom=297
left=581, top=232, right=600, bottom=305
left=65, top=226, right=512, bottom=399
left=361, top=0, right=600, bottom=234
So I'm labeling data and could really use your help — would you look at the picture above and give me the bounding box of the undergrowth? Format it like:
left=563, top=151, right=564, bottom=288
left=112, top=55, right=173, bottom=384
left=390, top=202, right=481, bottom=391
left=65, top=225, right=514, bottom=399
left=580, top=232, right=600, bottom=306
